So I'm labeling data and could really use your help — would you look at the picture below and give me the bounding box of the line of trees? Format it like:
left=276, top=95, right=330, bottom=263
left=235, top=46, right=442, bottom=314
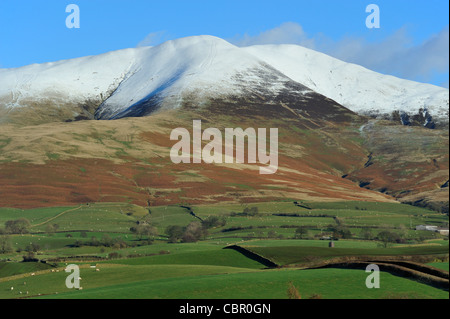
left=230, top=207, right=260, bottom=217
left=73, top=234, right=128, bottom=249
left=130, top=224, right=159, bottom=241
left=166, top=216, right=227, bottom=243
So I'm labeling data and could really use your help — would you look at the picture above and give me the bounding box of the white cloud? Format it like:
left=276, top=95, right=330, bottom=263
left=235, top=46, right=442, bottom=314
left=229, top=22, right=449, bottom=86
left=137, top=31, right=170, bottom=48
left=326, top=26, right=449, bottom=84
left=230, top=22, right=316, bottom=48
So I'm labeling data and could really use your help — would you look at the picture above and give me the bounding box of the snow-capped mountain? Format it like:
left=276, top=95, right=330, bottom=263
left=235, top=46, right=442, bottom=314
left=0, top=47, right=137, bottom=110
left=94, top=36, right=316, bottom=120
left=243, top=44, right=449, bottom=127
left=0, top=35, right=448, bottom=126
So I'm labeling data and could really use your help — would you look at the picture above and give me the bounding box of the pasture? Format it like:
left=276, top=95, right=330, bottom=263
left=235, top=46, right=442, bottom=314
left=0, top=200, right=448, bottom=299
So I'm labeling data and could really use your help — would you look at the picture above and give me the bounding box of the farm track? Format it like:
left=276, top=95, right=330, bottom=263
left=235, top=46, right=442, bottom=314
left=31, top=206, right=82, bottom=228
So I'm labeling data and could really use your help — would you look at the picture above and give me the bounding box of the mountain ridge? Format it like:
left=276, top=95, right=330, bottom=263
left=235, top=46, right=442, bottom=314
left=0, top=35, right=448, bottom=127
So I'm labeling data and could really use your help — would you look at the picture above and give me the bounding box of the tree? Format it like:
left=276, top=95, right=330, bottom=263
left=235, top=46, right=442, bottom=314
left=25, top=242, right=40, bottom=253
left=131, top=225, right=158, bottom=241
left=0, top=235, right=13, bottom=254
left=332, top=225, right=352, bottom=239
left=267, top=230, right=277, bottom=238
left=166, top=225, right=185, bottom=243
left=295, top=226, right=309, bottom=239
left=5, top=218, right=31, bottom=234
left=73, top=240, right=83, bottom=248
left=90, top=236, right=100, bottom=247
left=22, top=251, right=39, bottom=262
left=101, top=234, right=114, bottom=247
left=397, top=224, right=408, bottom=240
left=360, top=228, right=374, bottom=240
left=377, top=231, right=401, bottom=248
left=243, top=207, right=259, bottom=216
left=45, top=223, right=59, bottom=235
left=202, top=216, right=226, bottom=229
left=182, top=222, right=207, bottom=243
left=112, top=237, right=128, bottom=249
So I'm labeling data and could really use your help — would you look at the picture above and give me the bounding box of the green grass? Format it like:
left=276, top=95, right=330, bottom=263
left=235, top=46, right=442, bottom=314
left=0, top=206, right=75, bottom=226
left=0, top=264, right=254, bottom=299
left=29, top=267, right=448, bottom=299
left=0, top=262, right=52, bottom=278
left=427, top=262, right=449, bottom=271
left=242, top=239, right=381, bottom=248
left=303, top=201, right=435, bottom=214
left=148, top=206, right=199, bottom=230
left=0, top=200, right=448, bottom=300
left=107, top=247, right=265, bottom=269
left=244, top=244, right=449, bottom=266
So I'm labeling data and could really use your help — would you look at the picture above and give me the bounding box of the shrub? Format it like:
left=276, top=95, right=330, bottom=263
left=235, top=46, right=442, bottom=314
left=108, top=252, right=120, bottom=259
left=25, top=242, right=40, bottom=253
left=287, top=281, right=301, bottom=299
left=22, top=252, right=39, bottom=262
left=202, top=216, right=226, bottom=228
left=0, top=235, right=13, bottom=254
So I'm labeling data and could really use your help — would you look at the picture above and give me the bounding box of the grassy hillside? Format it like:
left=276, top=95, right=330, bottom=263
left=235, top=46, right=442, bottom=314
left=0, top=200, right=448, bottom=299
left=2, top=266, right=445, bottom=300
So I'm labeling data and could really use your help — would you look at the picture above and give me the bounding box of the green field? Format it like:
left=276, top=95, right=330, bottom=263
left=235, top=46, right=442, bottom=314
left=242, top=243, right=449, bottom=266
left=1, top=256, right=447, bottom=299
left=0, top=200, right=448, bottom=299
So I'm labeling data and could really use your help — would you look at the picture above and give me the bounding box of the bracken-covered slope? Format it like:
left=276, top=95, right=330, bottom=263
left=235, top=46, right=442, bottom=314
left=0, top=109, right=395, bottom=209
left=0, top=36, right=447, bottom=211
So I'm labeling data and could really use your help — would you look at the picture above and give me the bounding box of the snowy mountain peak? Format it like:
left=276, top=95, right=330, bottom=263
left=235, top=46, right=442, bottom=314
left=0, top=35, right=448, bottom=126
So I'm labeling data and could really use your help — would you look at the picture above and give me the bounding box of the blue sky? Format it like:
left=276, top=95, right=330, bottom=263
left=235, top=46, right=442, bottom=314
left=0, top=0, right=448, bottom=87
